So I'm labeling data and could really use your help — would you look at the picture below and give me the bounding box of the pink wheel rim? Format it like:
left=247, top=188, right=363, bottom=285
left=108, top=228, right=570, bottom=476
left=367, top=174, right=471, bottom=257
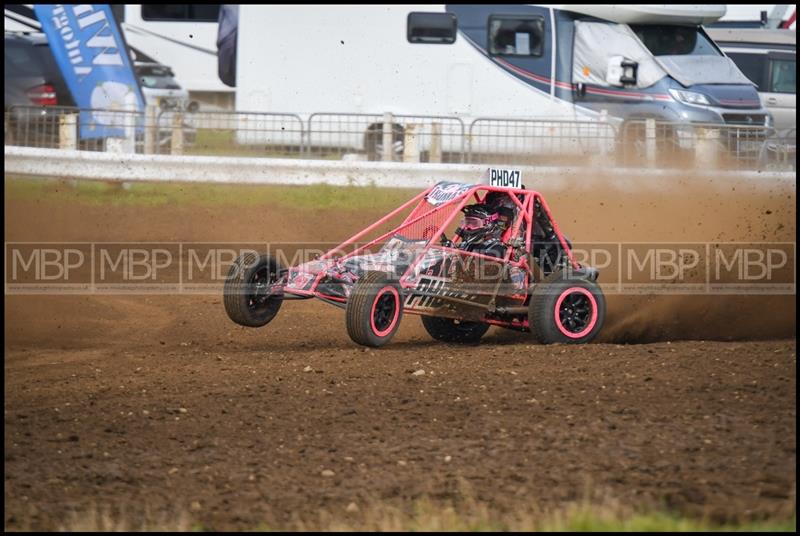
left=370, top=286, right=400, bottom=337
left=554, top=287, right=598, bottom=339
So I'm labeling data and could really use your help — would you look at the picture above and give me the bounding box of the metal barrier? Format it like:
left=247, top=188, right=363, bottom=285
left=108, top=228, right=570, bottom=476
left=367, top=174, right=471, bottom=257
left=306, top=113, right=465, bottom=162
left=6, top=105, right=145, bottom=153
left=4, top=105, right=306, bottom=158
left=619, top=119, right=790, bottom=170
left=4, top=105, right=796, bottom=171
left=758, top=128, right=796, bottom=171
left=173, top=109, right=305, bottom=158
left=467, top=118, right=618, bottom=166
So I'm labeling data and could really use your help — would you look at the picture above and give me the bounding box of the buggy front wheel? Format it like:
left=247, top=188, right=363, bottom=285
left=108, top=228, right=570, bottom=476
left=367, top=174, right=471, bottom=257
left=223, top=253, right=283, bottom=327
left=346, top=272, right=403, bottom=347
left=529, top=272, right=605, bottom=344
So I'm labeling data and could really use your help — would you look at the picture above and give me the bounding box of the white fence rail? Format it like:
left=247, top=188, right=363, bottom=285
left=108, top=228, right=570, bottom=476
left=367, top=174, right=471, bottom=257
left=5, top=146, right=795, bottom=192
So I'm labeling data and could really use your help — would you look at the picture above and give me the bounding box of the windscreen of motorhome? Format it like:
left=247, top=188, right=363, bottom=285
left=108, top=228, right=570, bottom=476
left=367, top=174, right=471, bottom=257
left=573, top=21, right=666, bottom=88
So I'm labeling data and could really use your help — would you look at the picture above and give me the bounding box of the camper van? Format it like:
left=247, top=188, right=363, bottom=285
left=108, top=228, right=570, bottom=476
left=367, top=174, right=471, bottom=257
left=230, top=5, right=770, bottom=159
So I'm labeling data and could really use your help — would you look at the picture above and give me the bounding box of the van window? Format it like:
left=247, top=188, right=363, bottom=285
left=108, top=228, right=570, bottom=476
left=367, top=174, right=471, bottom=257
left=407, top=12, right=457, bottom=44
left=488, top=15, right=544, bottom=57
left=770, top=59, right=796, bottom=94
left=142, top=5, right=220, bottom=22
left=631, top=25, right=719, bottom=56
left=726, top=52, right=766, bottom=90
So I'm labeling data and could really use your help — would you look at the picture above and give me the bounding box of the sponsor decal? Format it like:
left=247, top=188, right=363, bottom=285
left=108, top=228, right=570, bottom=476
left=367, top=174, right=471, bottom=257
left=405, top=275, right=480, bottom=309
left=426, top=182, right=472, bottom=206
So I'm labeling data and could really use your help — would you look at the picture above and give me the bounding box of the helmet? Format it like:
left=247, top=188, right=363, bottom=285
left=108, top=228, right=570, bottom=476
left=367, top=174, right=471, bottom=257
left=455, top=204, right=503, bottom=247
left=482, top=192, right=517, bottom=232
left=484, top=190, right=524, bottom=212
left=483, top=191, right=509, bottom=210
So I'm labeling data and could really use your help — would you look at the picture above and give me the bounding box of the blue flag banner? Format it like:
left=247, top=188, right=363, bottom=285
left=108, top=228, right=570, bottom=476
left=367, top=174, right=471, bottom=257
left=34, top=4, right=145, bottom=139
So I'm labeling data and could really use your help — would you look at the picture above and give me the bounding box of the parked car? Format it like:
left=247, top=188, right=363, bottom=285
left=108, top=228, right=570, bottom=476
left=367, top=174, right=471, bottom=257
left=4, top=31, right=74, bottom=146
left=136, top=62, right=190, bottom=109
left=5, top=31, right=197, bottom=151
left=707, top=28, right=796, bottom=133
left=133, top=60, right=198, bottom=147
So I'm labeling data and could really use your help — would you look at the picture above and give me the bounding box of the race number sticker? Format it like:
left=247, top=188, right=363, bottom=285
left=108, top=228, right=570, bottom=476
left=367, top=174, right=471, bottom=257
left=488, top=168, right=522, bottom=189
left=426, top=182, right=472, bottom=206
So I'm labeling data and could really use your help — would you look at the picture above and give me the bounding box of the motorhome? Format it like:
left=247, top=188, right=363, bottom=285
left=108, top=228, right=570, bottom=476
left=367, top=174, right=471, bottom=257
left=230, top=5, right=770, bottom=159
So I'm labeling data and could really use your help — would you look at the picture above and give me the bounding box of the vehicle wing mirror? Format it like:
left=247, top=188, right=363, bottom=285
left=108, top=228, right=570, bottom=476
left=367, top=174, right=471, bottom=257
left=606, top=56, right=638, bottom=87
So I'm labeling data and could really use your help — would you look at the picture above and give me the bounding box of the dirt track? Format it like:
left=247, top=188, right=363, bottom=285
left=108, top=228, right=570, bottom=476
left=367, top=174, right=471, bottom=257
left=4, top=176, right=797, bottom=530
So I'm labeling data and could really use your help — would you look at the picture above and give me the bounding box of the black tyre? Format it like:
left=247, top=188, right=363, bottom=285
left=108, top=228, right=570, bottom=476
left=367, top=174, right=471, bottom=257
left=223, top=252, right=283, bottom=327
left=529, top=271, right=605, bottom=344
left=421, top=316, right=490, bottom=344
left=346, top=272, right=403, bottom=347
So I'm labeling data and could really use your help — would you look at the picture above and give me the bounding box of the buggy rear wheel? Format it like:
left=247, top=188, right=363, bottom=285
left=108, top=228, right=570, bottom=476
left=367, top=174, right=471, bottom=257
left=346, top=272, right=403, bottom=347
left=223, top=253, right=283, bottom=327
left=529, top=271, right=605, bottom=344
left=421, top=316, right=489, bottom=344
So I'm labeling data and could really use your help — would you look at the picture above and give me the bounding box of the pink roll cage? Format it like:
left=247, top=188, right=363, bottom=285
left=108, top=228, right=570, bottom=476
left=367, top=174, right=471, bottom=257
left=279, top=182, right=581, bottom=328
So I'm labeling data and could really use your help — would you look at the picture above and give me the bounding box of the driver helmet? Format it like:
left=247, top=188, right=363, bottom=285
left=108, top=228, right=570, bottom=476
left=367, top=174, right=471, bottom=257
left=455, top=204, right=503, bottom=246
left=482, top=191, right=517, bottom=232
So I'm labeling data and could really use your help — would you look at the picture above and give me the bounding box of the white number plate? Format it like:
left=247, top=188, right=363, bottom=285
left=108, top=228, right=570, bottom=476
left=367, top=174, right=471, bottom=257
left=488, top=168, right=522, bottom=189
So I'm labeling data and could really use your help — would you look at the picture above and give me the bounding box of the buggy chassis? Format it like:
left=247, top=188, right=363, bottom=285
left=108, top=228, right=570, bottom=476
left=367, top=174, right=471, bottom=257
left=223, top=179, right=605, bottom=347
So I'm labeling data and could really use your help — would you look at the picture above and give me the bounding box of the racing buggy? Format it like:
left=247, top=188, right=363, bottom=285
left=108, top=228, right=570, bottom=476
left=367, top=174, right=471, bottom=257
left=223, top=169, right=605, bottom=347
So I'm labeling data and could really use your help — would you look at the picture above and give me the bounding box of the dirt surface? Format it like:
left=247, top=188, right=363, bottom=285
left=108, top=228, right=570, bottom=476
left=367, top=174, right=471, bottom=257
left=4, top=176, right=797, bottom=530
